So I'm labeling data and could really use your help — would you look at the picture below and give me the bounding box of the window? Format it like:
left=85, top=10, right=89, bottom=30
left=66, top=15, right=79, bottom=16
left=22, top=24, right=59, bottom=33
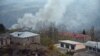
left=97, top=49, right=100, bottom=52
left=86, top=46, right=90, bottom=50
left=71, top=45, right=75, bottom=50
left=66, top=44, right=69, bottom=48
left=88, top=47, right=92, bottom=50
left=1, top=39, right=3, bottom=45
left=93, top=48, right=96, bottom=51
left=60, top=43, right=64, bottom=47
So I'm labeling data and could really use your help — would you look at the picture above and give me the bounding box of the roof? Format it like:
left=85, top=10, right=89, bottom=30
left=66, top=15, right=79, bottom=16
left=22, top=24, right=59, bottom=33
left=59, top=40, right=83, bottom=45
left=10, top=32, right=39, bottom=38
left=85, top=41, right=100, bottom=49
left=59, top=32, right=91, bottom=40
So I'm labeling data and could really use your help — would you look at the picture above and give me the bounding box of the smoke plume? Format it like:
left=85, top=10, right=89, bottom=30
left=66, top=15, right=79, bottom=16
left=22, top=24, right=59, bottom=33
left=11, top=0, right=99, bottom=31
left=11, top=0, right=74, bottom=30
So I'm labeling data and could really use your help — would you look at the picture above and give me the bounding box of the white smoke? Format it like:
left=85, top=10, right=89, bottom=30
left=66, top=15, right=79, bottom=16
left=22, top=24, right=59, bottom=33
left=63, top=0, right=99, bottom=31
left=11, top=0, right=99, bottom=31
left=11, top=13, right=36, bottom=30
left=11, top=0, right=74, bottom=30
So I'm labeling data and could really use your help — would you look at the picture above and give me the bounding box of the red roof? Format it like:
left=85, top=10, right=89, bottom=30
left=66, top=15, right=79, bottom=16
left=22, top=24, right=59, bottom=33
left=59, top=32, right=91, bottom=40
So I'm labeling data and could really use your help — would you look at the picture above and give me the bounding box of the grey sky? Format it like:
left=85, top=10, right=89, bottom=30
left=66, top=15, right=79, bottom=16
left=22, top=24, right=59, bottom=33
left=0, top=0, right=100, bottom=31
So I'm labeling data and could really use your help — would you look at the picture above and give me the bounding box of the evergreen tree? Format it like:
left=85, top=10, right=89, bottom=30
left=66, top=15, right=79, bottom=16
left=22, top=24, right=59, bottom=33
left=82, top=29, right=86, bottom=35
left=0, top=24, right=6, bottom=33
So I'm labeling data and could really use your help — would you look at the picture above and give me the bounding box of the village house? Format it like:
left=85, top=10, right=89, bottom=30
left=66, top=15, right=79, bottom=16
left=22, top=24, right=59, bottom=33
left=0, top=32, right=50, bottom=56
left=85, top=41, right=100, bottom=53
left=10, top=31, right=40, bottom=46
left=0, top=31, right=40, bottom=47
left=59, top=32, right=91, bottom=42
left=54, top=40, right=85, bottom=53
left=73, top=41, right=100, bottom=56
left=0, top=33, right=11, bottom=48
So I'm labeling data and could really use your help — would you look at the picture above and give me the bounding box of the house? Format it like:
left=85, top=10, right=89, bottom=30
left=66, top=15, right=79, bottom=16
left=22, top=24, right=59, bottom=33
left=0, top=32, right=51, bottom=56
left=73, top=41, right=100, bottom=56
left=85, top=41, right=100, bottom=53
left=0, top=33, right=11, bottom=47
left=59, top=32, right=91, bottom=42
left=10, top=32, right=40, bottom=46
left=54, top=40, right=85, bottom=53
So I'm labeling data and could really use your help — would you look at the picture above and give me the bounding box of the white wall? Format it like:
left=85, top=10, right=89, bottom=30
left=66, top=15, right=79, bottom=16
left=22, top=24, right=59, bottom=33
left=75, top=44, right=85, bottom=50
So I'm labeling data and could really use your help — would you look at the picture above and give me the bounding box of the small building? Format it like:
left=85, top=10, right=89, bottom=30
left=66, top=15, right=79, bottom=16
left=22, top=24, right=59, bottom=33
left=0, top=33, right=11, bottom=47
left=73, top=41, right=100, bottom=56
left=85, top=41, right=100, bottom=53
left=59, top=32, right=91, bottom=42
left=10, top=32, right=40, bottom=46
left=55, top=40, right=85, bottom=53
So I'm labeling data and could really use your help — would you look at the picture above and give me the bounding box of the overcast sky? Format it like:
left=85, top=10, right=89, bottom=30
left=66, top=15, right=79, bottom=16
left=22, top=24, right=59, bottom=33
left=0, top=0, right=100, bottom=31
